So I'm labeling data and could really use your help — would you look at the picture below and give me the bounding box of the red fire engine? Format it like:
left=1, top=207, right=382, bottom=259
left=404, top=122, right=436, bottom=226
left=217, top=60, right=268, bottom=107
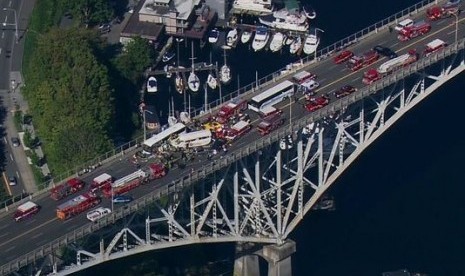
left=257, top=113, right=285, bottom=135
left=216, top=98, right=248, bottom=124
left=346, top=50, right=379, bottom=71
left=50, top=178, right=85, bottom=200
left=56, top=192, right=101, bottom=220
left=397, top=21, right=431, bottom=41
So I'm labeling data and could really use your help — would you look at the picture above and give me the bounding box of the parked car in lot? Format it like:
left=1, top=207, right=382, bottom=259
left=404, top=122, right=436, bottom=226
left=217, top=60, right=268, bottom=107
left=86, top=207, right=111, bottom=222
left=334, top=85, right=357, bottom=98
left=112, top=195, right=133, bottom=204
left=373, top=45, right=397, bottom=59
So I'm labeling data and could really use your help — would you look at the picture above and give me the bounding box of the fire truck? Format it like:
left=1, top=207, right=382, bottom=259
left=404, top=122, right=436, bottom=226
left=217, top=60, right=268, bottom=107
left=362, top=50, right=419, bottom=84
left=50, top=178, right=85, bottom=200
left=216, top=98, right=248, bottom=124
left=221, top=120, right=251, bottom=141
left=91, top=173, right=113, bottom=191
left=13, top=201, right=40, bottom=222
left=397, top=21, right=431, bottom=41
left=101, top=164, right=166, bottom=198
left=346, top=50, right=379, bottom=71
left=257, top=113, right=285, bottom=135
left=56, top=192, right=101, bottom=220
left=424, top=39, right=447, bottom=56
left=426, top=1, right=460, bottom=20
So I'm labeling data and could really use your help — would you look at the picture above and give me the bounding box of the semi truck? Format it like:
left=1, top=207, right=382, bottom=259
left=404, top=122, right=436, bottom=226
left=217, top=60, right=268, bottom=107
left=50, top=178, right=85, bottom=200
left=56, top=192, right=101, bottom=220
left=362, top=50, right=419, bottom=84
left=216, top=98, right=248, bottom=124
left=397, top=21, right=431, bottom=41
left=346, top=50, right=379, bottom=71
left=14, top=201, right=40, bottom=222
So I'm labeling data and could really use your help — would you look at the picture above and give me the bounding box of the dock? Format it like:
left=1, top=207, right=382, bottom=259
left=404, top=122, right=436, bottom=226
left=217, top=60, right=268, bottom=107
left=146, top=62, right=218, bottom=77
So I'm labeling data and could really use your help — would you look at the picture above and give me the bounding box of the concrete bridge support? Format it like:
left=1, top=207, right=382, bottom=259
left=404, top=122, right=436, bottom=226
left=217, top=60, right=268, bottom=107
left=262, top=240, right=296, bottom=276
left=234, top=240, right=296, bottom=276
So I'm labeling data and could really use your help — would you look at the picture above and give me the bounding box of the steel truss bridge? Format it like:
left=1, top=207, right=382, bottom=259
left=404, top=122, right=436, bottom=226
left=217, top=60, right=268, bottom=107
left=2, top=2, right=465, bottom=276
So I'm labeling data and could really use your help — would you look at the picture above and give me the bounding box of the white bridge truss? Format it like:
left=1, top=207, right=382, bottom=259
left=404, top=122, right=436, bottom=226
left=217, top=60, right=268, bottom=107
left=45, top=51, right=465, bottom=275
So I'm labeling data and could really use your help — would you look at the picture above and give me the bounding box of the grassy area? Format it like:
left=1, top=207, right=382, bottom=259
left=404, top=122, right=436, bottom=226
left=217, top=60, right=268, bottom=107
left=13, top=110, right=23, bottom=132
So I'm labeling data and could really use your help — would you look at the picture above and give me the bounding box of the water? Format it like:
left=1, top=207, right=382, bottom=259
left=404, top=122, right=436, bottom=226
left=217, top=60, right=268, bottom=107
left=84, top=0, right=465, bottom=275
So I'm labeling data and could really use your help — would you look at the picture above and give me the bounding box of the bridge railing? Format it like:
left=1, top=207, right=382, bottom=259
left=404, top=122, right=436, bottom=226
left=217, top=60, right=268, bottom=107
left=0, top=0, right=443, bottom=216
left=2, top=39, right=464, bottom=276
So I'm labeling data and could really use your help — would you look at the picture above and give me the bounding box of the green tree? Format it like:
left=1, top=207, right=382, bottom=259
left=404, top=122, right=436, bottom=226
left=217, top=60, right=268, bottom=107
left=64, top=0, right=113, bottom=27
left=23, top=28, right=114, bottom=174
left=23, top=129, right=35, bottom=149
left=115, top=37, right=155, bottom=85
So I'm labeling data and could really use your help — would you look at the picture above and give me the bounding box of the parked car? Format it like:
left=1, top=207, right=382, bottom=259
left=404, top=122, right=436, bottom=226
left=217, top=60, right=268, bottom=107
left=8, top=176, right=16, bottom=186
left=11, top=137, right=20, bottom=147
left=86, top=207, right=111, bottom=222
left=373, top=45, right=397, bottom=59
left=112, top=195, right=133, bottom=204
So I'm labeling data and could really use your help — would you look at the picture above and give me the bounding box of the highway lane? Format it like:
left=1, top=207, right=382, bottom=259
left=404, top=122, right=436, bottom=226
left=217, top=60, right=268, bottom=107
left=1, top=7, right=464, bottom=266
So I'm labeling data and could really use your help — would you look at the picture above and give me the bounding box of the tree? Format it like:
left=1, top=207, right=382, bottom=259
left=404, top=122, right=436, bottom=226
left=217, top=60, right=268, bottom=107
left=23, top=28, right=114, bottom=174
left=64, top=0, right=113, bottom=27
left=115, top=37, right=155, bottom=85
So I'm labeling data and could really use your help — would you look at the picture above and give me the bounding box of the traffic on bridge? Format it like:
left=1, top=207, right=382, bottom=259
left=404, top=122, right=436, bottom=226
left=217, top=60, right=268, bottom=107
left=1, top=0, right=465, bottom=274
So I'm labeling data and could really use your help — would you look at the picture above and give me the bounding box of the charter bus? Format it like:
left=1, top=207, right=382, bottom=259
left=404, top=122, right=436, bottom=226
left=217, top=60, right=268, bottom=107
left=169, top=129, right=212, bottom=149
left=143, top=122, right=186, bottom=154
left=248, top=80, right=295, bottom=112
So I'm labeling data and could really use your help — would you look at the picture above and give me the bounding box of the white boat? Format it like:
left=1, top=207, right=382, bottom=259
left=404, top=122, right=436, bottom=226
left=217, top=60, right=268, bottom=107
left=303, top=4, right=316, bottom=19
left=147, top=76, right=157, bottom=93
left=208, top=28, right=220, bottom=44
left=284, top=35, right=295, bottom=45
left=164, top=65, right=174, bottom=78
left=241, top=30, right=253, bottom=44
left=219, top=47, right=231, bottom=84
left=175, top=72, right=184, bottom=94
left=188, top=42, right=200, bottom=92
left=227, top=29, right=239, bottom=47
left=252, top=26, right=270, bottom=52
left=303, top=33, right=319, bottom=55
left=259, top=7, right=309, bottom=32
left=289, top=36, right=302, bottom=54
left=232, top=0, right=273, bottom=15
left=162, top=51, right=175, bottom=63
left=269, top=32, right=284, bottom=52
left=207, top=73, right=218, bottom=89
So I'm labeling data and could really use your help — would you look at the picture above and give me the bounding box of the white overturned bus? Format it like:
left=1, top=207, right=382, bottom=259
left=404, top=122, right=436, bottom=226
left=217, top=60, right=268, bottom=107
left=248, top=80, right=295, bottom=112
left=143, top=122, right=186, bottom=154
left=170, top=129, right=212, bottom=149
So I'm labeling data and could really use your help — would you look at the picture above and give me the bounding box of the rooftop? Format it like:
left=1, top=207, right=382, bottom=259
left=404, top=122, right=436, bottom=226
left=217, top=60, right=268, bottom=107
left=140, top=0, right=202, bottom=21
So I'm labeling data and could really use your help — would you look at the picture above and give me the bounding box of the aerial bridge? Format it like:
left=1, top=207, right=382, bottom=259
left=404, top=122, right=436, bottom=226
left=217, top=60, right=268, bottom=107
left=1, top=0, right=465, bottom=275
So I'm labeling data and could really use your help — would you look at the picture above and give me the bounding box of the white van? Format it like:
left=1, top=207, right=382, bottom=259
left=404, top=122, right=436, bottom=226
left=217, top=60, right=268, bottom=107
left=394, top=18, right=414, bottom=31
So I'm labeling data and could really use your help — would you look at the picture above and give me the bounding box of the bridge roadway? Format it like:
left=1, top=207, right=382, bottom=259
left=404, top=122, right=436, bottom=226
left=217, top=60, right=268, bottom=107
left=1, top=5, right=465, bottom=268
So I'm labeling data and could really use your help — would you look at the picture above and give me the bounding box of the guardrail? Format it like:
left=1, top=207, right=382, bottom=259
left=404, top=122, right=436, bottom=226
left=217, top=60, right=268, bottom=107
left=2, top=37, right=464, bottom=276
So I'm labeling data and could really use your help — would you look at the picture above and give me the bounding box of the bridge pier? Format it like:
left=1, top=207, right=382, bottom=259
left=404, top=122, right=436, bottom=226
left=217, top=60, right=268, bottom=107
left=262, top=240, right=296, bottom=276
left=233, top=240, right=296, bottom=276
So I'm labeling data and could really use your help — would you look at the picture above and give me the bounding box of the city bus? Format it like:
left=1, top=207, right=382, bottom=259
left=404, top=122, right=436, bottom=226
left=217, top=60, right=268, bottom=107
left=248, top=80, right=295, bottom=112
left=143, top=122, right=186, bottom=154
left=169, top=129, right=212, bottom=149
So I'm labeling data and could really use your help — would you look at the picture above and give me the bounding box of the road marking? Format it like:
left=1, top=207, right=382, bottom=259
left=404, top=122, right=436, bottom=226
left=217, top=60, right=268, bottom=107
left=31, top=232, right=43, bottom=239
left=1, top=32, right=4, bottom=39
left=2, top=172, right=12, bottom=196
left=0, top=232, right=9, bottom=238
left=0, top=48, right=2, bottom=54
left=9, top=153, right=13, bottom=161
left=3, top=137, right=6, bottom=143
left=448, top=30, right=456, bottom=35
left=8, top=0, right=11, bottom=7
left=4, top=15, right=7, bottom=23
left=4, top=246, right=16, bottom=252
left=16, top=171, right=19, bottom=178
left=0, top=217, right=58, bottom=248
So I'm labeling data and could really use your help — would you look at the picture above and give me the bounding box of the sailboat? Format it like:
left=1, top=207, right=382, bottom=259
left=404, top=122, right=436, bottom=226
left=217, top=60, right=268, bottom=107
left=175, top=71, right=185, bottom=94
left=219, top=47, right=232, bottom=85
left=188, top=41, right=200, bottom=92
left=206, top=53, right=218, bottom=90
